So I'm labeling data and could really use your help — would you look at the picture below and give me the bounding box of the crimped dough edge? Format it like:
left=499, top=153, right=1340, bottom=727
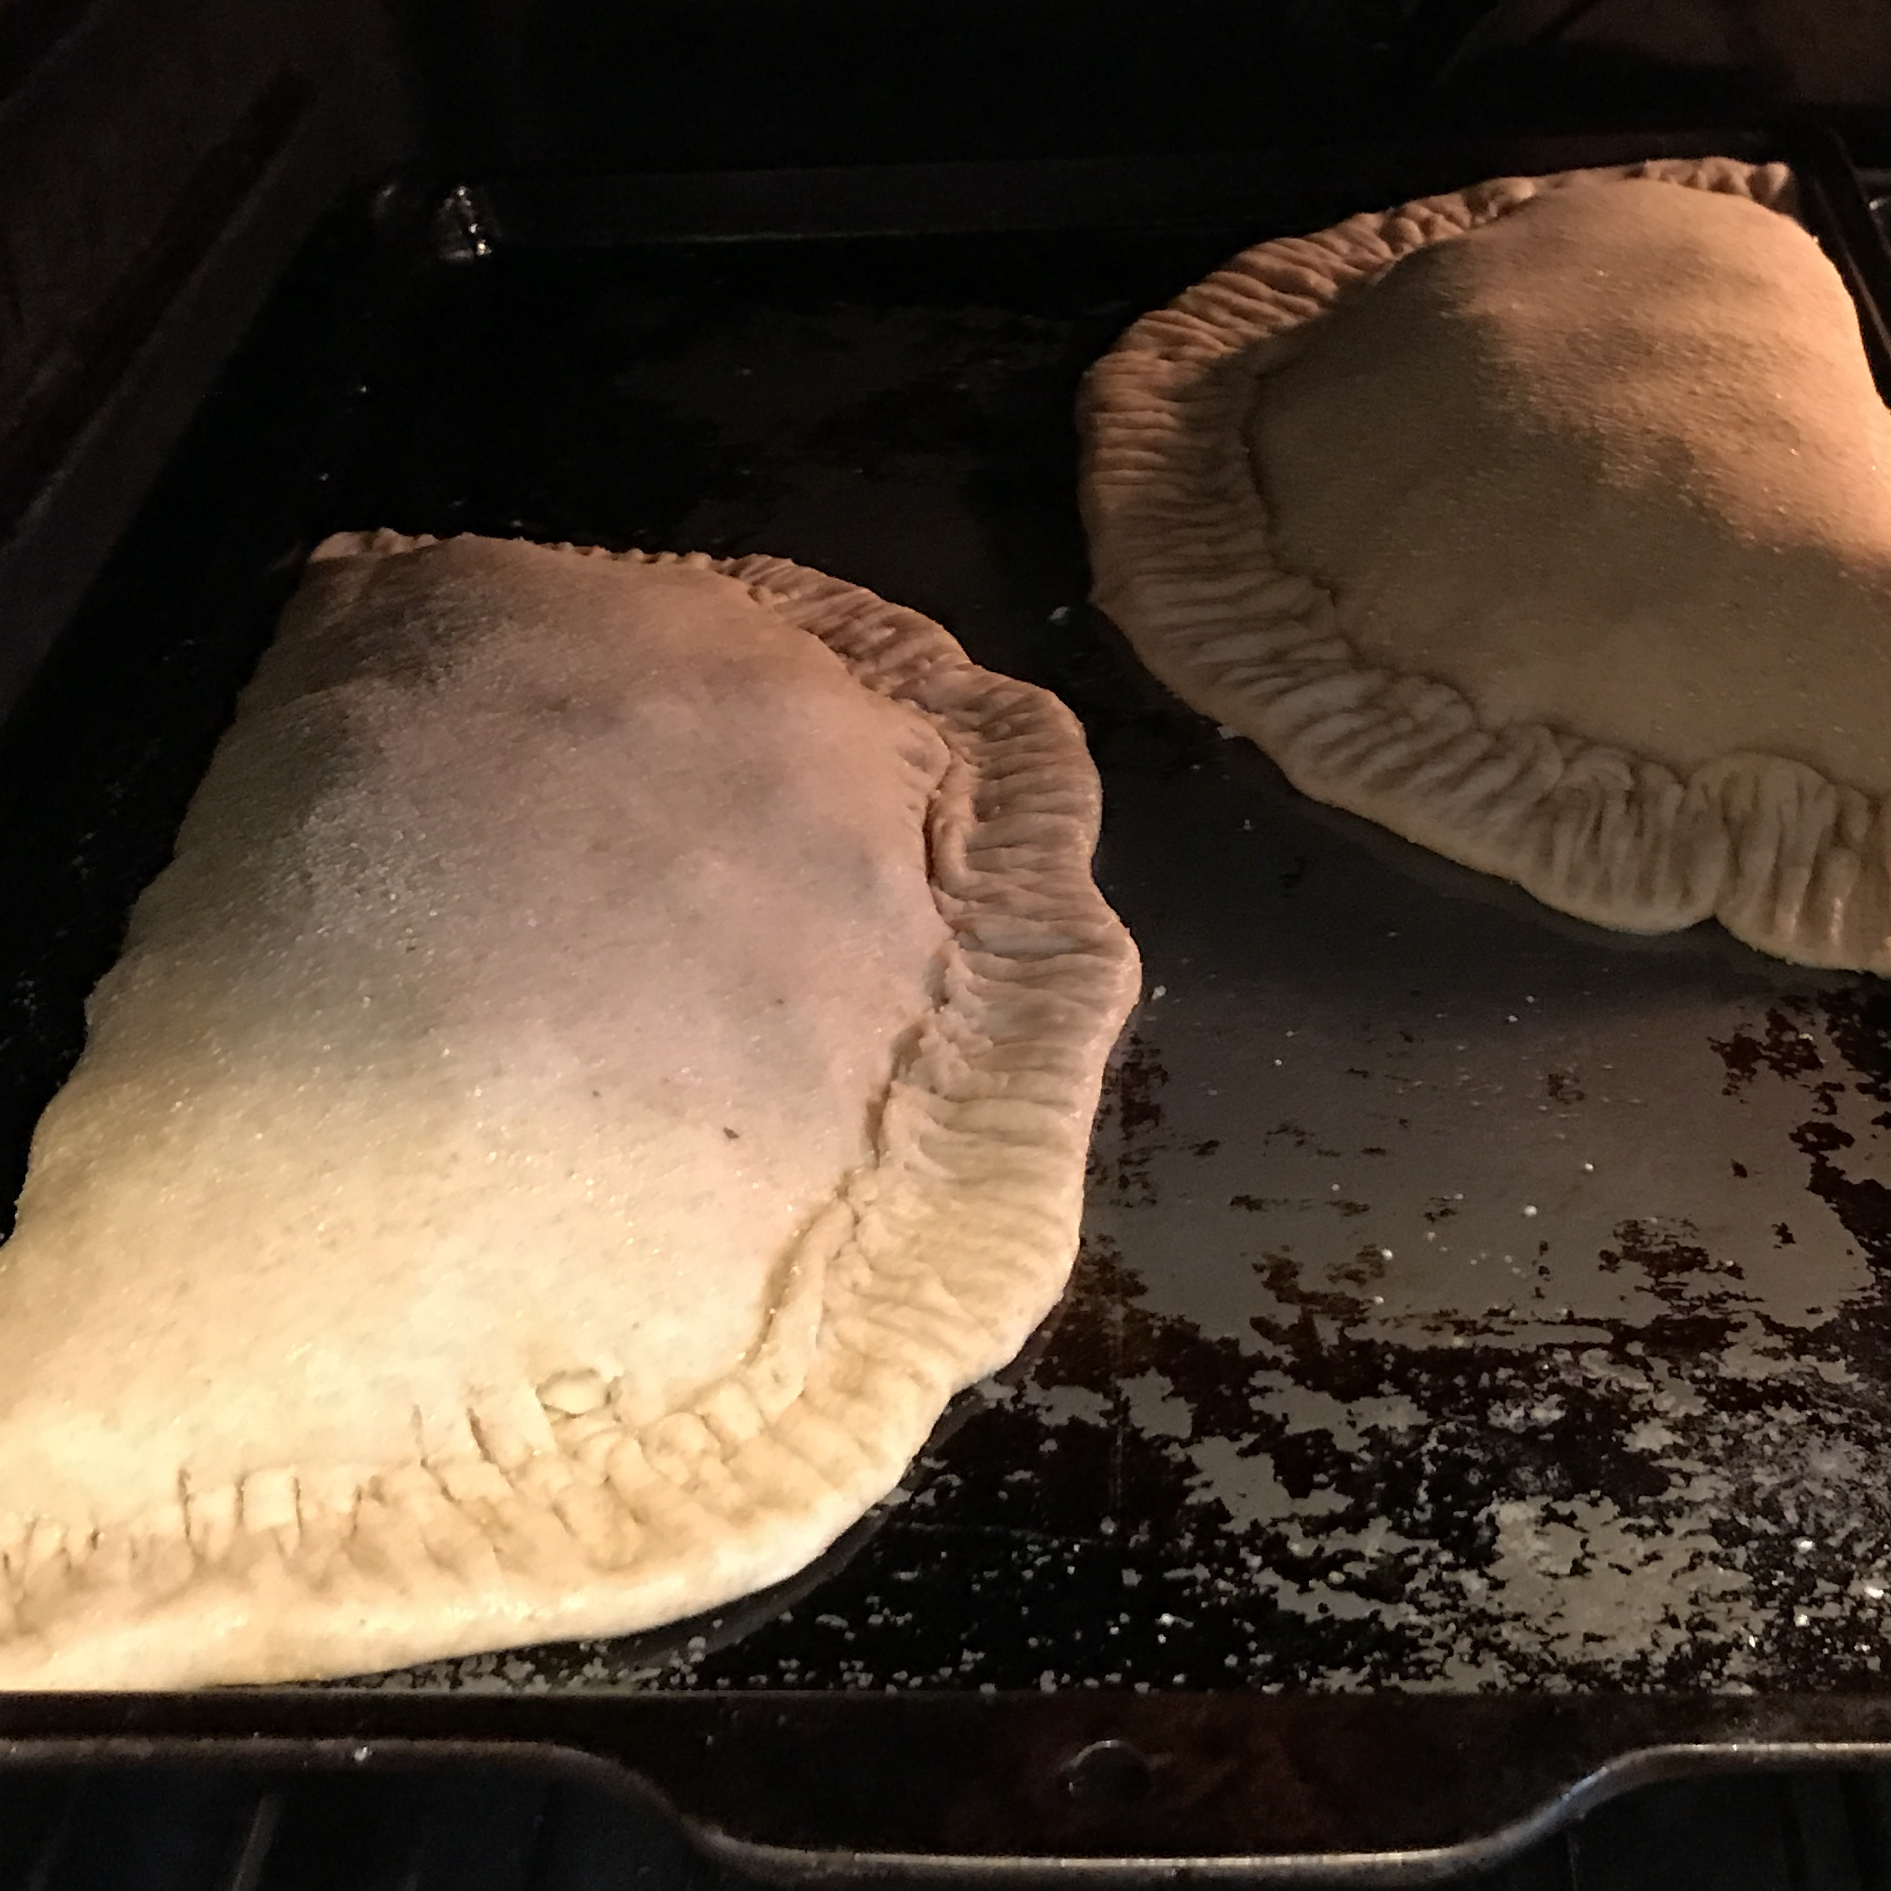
left=1078, top=155, right=1891, bottom=970
left=0, top=534, right=1141, bottom=1688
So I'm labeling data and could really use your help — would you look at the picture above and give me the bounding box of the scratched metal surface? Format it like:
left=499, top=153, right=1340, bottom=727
left=3, top=174, right=1887, bottom=1704
left=224, top=210, right=1887, bottom=1699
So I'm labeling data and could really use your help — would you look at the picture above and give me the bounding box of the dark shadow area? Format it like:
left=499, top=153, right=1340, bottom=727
left=0, top=1757, right=1889, bottom=1888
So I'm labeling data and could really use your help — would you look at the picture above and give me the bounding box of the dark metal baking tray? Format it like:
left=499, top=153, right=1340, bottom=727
left=3, top=124, right=1891, bottom=1883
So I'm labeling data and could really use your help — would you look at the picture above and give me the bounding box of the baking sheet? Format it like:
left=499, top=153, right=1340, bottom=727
left=5, top=128, right=1891, bottom=1869
left=360, top=155, right=1891, bottom=1700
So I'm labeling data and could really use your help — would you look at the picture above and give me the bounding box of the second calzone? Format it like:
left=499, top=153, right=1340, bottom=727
left=1080, top=157, right=1891, bottom=968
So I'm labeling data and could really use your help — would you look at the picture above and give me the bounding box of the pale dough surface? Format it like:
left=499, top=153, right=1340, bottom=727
left=0, top=533, right=1140, bottom=1686
left=1079, top=158, right=1891, bottom=967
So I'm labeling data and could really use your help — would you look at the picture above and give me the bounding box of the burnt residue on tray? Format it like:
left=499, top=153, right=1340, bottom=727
left=396, top=947, right=1891, bottom=1697
left=9, top=186, right=1891, bottom=1701
left=329, top=222, right=1891, bottom=1698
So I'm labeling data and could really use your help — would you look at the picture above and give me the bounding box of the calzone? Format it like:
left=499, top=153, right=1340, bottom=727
left=1080, top=157, right=1891, bottom=967
left=0, top=532, right=1139, bottom=1686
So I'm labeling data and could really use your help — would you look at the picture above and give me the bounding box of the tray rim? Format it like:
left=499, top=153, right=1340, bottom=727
left=8, top=115, right=1891, bottom=1878
left=8, top=1688, right=1891, bottom=1882
left=421, top=122, right=1804, bottom=250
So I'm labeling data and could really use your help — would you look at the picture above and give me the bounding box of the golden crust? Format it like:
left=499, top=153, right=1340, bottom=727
left=1078, top=157, right=1891, bottom=969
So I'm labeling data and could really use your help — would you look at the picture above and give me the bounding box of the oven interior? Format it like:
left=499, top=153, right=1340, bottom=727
left=5, top=4, right=1891, bottom=1886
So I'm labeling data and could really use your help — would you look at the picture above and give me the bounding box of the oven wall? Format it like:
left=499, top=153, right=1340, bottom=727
left=389, top=0, right=1891, bottom=172
left=0, top=0, right=414, bottom=720
left=2, top=0, right=1888, bottom=722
